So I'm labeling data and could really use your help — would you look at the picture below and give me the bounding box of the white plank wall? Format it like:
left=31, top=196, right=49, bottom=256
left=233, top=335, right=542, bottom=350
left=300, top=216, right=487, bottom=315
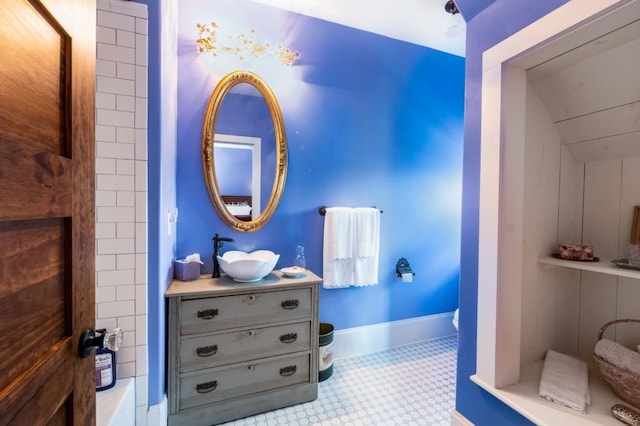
left=579, top=160, right=621, bottom=358
left=517, top=13, right=640, bottom=366
left=522, top=84, right=563, bottom=366
left=521, top=86, right=640, bottom=367
left=553, top=144, right=584, bottom=356
left=616, top=157, right=640, bottom=347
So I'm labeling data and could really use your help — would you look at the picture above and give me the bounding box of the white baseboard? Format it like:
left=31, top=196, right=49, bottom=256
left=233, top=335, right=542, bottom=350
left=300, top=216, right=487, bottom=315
left=451, top=409, right=474, bottom=425
left=333, top=312, right=457, bottom=360
left=147, top=395, right=168, bottom=426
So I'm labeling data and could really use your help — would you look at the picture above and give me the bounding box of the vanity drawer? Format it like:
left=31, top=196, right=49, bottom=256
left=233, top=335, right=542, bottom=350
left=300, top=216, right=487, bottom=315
left=180, top=321, right=311, bottom=371
left=180, top=288, right=312, bottom=334
left=179, top=353, right=311, bottom=410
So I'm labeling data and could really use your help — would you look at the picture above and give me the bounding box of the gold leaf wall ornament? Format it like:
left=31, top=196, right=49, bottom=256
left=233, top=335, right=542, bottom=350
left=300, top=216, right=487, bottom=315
left=196, top=21, right=301, bottom=66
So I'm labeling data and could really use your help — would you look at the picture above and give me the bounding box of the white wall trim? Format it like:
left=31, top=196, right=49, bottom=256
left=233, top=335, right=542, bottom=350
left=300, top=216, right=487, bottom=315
left=451, top=409, right=474, bottom=426
left=333, top=312, right=457, bottom=360
left=147, top=395, right=168, bottom=426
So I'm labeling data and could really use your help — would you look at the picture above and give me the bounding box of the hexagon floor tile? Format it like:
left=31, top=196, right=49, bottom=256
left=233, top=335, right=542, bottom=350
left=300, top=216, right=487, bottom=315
left=220, top=336, right=457, bottom=426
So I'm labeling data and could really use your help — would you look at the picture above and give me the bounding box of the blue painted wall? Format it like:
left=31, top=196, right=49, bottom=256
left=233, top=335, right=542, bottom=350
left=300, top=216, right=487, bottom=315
left=143, top=0, right=466, bottom=408
left=137, top=0, right=178, bottom=407
left=175, top=0, right=464, bottom=333
left=138, top=0, right=573, bottom=412
left=453, top=0, right=568, bottom=424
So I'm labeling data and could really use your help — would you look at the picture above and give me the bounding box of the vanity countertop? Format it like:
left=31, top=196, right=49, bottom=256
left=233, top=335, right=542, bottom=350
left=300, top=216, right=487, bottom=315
left=165, top=269, right=323, bottom=298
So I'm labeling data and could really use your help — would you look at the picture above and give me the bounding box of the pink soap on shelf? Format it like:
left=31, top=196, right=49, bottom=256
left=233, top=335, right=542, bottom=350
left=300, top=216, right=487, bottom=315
left=558, top=244, right=594, bottom=260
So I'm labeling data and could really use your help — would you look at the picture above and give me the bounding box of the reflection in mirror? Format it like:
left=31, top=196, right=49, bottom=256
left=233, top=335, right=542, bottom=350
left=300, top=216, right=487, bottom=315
left=202, top=71, right=287, bottom=232
left=214, top=134, right=261, bottom=221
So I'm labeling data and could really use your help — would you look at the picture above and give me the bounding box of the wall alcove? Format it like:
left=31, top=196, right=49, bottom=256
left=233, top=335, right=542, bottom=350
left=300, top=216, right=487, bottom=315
left=473, top=0, right=640, bottom=424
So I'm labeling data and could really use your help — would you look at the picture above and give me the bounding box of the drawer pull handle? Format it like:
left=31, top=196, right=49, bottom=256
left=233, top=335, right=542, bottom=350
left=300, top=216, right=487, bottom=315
left=196, top=380, right=217, bottom=393
left=279, top=365, right=297, bottom=376
left=279, top=333, right=298, bottom=344
left=281, top=299, right=299, bottom=310
left=196, top=345, right=218, bottom=357
left=197, top=308, right=219, bottom=320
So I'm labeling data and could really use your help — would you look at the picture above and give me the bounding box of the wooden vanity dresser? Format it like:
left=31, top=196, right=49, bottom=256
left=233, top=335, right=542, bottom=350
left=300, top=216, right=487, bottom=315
left=165, top=270, right=322, bottom=426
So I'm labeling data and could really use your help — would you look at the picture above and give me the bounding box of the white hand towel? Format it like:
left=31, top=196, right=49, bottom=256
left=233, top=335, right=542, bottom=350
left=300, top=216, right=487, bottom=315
left=324, top=207, right=354, bottom=260
left=595, top=338, right=640, bottom=376
left=322, top=207, right=381, bottom=288
left=323, top=207, right=355, bottom=288
left=538, top=349, right=590, bottom=413
left=353, top=207, right=380, bottom=286
left=354, top=207, right=380, bottom=258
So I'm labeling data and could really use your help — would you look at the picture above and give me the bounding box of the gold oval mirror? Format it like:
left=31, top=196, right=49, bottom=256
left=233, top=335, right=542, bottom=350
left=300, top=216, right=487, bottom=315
left=202, top=71, right=287, bottom=232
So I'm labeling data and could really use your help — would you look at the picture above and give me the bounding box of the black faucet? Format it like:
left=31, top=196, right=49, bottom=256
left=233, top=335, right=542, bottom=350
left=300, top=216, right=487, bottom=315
left=212, top=233, right=234, bottom=278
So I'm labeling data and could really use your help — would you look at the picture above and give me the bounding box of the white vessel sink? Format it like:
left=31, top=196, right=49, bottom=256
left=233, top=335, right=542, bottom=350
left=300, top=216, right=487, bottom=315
left=217, top=250, right=280, bottom=282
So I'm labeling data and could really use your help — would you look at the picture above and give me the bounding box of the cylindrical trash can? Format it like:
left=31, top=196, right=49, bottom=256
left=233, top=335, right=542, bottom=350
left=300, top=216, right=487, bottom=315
left=319, top=323, right=334, bottom=382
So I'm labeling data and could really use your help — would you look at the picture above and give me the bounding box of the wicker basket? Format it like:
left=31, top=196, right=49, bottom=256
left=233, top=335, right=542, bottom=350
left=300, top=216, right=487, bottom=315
left=593, top=319, right=640, bottom=409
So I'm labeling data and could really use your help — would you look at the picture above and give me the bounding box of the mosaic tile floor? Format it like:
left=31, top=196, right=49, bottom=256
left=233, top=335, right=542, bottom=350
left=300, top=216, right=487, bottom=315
left=221, top=336, right=458, bottom=426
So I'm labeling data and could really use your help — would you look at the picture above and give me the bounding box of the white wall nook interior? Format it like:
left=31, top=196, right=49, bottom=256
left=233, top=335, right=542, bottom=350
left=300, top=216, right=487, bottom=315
left=474, top=0, right=640, bottom=424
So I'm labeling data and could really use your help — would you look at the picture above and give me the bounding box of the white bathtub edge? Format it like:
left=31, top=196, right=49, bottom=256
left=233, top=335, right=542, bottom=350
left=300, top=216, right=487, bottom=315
left=96, top=377, right=135, bottom=426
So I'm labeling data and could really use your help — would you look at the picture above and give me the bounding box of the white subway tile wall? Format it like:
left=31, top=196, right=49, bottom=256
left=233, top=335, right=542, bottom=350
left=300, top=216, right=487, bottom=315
left=96, top=1, right=149, bottom=425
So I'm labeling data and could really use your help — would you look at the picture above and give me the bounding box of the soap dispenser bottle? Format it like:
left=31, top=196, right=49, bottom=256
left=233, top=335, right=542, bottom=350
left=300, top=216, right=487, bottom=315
left=95, top=347, right=117, bottom=391
left=78, top=327, right=123, bottom=391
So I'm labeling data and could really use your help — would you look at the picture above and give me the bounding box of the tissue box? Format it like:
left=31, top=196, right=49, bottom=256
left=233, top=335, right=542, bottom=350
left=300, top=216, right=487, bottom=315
left=174, top=260, right=201, bottom=281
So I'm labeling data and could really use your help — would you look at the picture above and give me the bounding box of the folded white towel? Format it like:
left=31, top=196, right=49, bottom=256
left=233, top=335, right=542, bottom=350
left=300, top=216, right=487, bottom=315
left=352, top=256, right=378, bottom=287
left=324, top=207, right=354, bottom=260
left=595, top=338, right=640, bottom=376
left=323, top=208, right=355, bottom=288
left=539, top=349, right=590, bottom=413
left=322, top=207, right=380, bottom=288
left=354, top=207, right=380, bottom=258
left=353, top=208, right=380, bottom=286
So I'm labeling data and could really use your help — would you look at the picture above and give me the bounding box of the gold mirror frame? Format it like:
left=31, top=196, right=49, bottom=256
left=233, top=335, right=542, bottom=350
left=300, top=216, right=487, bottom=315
left=202, top=71, right=288, bottom=232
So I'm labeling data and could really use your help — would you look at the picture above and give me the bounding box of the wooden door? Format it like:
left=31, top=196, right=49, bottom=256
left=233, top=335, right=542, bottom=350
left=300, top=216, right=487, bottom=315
left=0, top=0, right=96, bottom=424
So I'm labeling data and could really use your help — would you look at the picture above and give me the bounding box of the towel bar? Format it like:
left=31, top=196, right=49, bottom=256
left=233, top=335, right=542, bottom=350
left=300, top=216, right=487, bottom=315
left=318, top=206, right=383, bottom=216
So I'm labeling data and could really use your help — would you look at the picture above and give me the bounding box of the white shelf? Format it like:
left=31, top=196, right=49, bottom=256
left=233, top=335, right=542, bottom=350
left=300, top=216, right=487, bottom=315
left=471, top=361, right=630, bottom=426
left=538, top=256, right=640, bottom=280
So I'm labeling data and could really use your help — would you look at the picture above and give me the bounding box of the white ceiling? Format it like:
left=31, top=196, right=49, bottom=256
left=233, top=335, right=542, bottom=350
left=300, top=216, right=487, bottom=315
left=251, top=0, right=466, bottom=57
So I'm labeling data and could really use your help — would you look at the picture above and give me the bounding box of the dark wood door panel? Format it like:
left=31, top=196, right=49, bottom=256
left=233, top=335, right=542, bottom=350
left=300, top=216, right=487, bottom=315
left=0, top=340, right=74, bottom=426
left=0, top=219, right=67, bottom=301
left=0, top=0, right=95, bottom=424
left=0, top=0, right=68, bottom=156
left=0, top=222, right=68, bottom=391
left=0, top=143, right=72, bottom=221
